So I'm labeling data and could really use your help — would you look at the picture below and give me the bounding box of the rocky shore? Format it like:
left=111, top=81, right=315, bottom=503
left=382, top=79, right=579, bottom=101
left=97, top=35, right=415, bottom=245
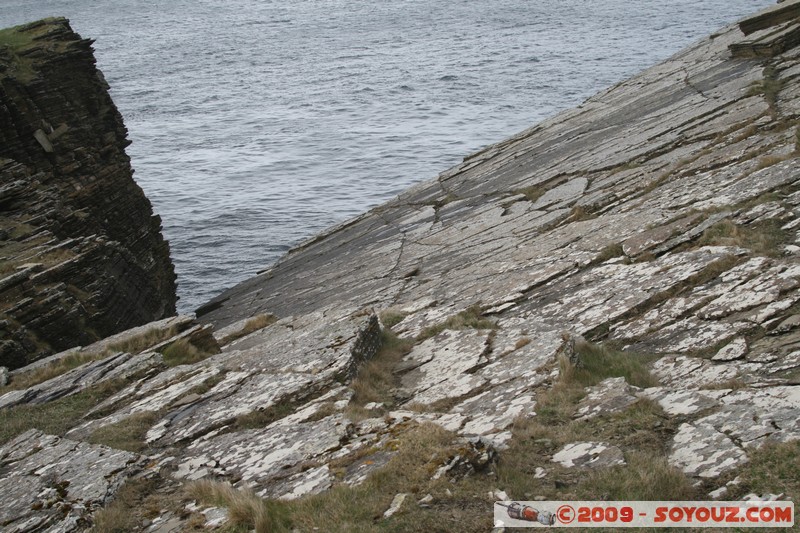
left=0, top=19, right=177, bottom=370
left=2, top=2, right=800, bottom=532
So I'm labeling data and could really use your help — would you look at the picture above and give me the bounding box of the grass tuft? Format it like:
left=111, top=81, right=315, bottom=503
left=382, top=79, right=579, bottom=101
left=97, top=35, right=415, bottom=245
left=417, top=304, right=496, bottom=342
left=161, top=338, right=214, bottom=367
left=516, top=185, right=546, bottom=203
left=87, top=411, right=161, bottom=453
left=185, top=480, right=291, bottom=532
left=593, top=243, right=626, bottom=264
left=747, top=65, right=784, bottom=113
left=379, top=309, right=409, bottom=329
left=218, top=313, right=278, bottom=345
left=569, top=341, right=660, bottom=389
left=108, top=326, right=178, bottom=355
left=91, top=479, right=158, bottom=532
left=696, top=219, right=790, bottom=257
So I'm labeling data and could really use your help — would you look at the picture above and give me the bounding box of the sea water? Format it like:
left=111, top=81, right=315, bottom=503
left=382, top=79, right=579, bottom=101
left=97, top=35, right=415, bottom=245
left=0, top=0, right=776, bottom=311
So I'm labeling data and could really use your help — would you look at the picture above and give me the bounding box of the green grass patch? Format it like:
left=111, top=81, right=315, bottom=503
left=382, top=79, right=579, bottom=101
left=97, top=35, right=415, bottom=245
left=0, top=26, right=32, bottom=50
left=417, top=304, right=496, bottom=342
left=0, top=351, right=96, bottom=393
left=0, top=25, right=36, bottom=81
left=0, top=379, right=127, bottom=445
left=108, top=326, right=179, bottom=355
left=87, top=411, right=161, bottom=453
left=728, top=440, right=800, bottom=503
left=696, top=218, right=791, bottom=257
left=579, top=451, right=697, bottom=500
left=568, top=341, right=660, bottom=389
left=233, top=401, right=297, bottom=431
left=161, top=337, right=214, bottom=367
left=497, top=392, right=692, bottom=506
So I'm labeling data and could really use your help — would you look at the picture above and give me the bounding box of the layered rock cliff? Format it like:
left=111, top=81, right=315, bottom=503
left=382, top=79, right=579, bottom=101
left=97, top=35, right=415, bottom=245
left=0, top=19, right=177, bottom=369
left=2, top=3, right=800, bottom=532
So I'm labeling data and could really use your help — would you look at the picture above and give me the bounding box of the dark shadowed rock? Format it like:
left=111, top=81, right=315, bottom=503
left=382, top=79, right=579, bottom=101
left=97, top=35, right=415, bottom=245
left=0, top=18, right=177, bottom=370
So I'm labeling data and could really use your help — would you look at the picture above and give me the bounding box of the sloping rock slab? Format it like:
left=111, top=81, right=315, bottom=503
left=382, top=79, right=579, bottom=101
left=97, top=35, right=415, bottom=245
left=650, top=355, right=741, bottom=389
left=399, top=329, right=491, bottom=405
left=66, top=365, right=221, bottom=441
left=9, top=315, right=193, bottom=378
left=174, top=414, right=351, bottom=497
left=148, top=371, right=314, bottom=445
left=220, top=309, right=381, bottom=379
left=0, top=351, right=161, bottom=410
left=0, top=429, right=141, bottom=532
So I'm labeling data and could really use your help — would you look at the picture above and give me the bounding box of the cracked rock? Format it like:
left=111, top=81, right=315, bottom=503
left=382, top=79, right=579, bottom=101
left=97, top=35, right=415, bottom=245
left=552, top=442, right=625, bottom=469
left=669, top=422, right=748, bottom=478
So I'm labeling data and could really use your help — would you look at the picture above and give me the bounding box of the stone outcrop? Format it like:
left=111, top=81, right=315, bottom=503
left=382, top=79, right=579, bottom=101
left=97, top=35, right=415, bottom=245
left=0, top=18, right=176, bottom=370
left=4, top=3, right=800, bottom=531
left=0, top=430, right=143, bottom=532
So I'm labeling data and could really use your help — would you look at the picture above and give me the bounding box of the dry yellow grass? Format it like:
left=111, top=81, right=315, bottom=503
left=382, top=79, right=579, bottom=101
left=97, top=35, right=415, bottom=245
left=185, top=480, right=289, bottom=532
left=218, top=313, right=277, bottom=345
left=0, top=351, right=96, bottom=393
left=696, top=218, right=790, bottom=257
left=108, top=326, right=178, bottom=354
left=417, top=304, right=496, bottom=341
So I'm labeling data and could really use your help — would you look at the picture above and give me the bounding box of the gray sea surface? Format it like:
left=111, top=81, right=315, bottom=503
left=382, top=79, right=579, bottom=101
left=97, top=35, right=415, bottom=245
left=0, top=0, right=775, bottom=312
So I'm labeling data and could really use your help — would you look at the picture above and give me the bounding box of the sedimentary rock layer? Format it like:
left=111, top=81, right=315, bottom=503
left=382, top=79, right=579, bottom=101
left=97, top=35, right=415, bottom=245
left=0, top=18, right=177, bottom=369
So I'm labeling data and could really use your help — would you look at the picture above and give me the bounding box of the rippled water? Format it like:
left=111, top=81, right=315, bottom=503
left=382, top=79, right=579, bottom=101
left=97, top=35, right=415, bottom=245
left=1, top=0, right=775, bottom=312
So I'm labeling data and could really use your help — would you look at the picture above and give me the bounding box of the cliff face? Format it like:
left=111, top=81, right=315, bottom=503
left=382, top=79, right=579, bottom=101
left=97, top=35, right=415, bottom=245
left=2, top=4, right=800, bottom=533
left=0, top=19, right=177, bottom=369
